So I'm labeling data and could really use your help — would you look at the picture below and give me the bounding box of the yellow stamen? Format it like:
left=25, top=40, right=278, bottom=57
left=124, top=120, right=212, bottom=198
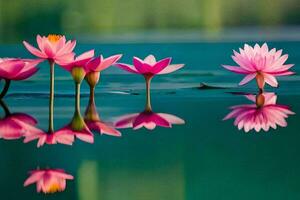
left=45, top=183, right=63, bottom=194
left=47, top=34, right=62, bottom=43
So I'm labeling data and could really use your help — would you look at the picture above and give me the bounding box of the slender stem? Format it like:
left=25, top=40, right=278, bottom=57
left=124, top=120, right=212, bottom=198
left=0, top=79, right=11, bottom=99
left=144, top=75, right=153, bottom=111
left=48, top=61, right=55, bottom=133
left=0, top=100, right=10, bottom=116
left=75, top=82, right=81, bottom=115
left=84, top=85, right=100, bottom=121
left=89, top=86, right=95, bottom=106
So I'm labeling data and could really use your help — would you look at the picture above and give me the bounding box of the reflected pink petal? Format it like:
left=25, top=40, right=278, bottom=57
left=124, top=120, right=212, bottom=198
left=24, top=168, right=73, bottom=194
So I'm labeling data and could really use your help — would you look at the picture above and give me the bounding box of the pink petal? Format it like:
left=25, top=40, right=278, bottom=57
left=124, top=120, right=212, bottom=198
left=23, top=41, right=47, bottom=58
left=158, top=64, right=185, bottom=74
left=263, top=73, right=278, bottom=87
left=151, top=57, right=172, bottom=74
left=239, top=73, right=256, bottom=85
left=115, top=63, right=139, bottom=74
left=144, top=55, right=156, bottom=65
left=222, top=65, right=250, bottom=74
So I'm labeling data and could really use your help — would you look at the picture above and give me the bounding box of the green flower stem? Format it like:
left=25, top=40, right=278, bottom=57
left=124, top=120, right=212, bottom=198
left=0, top=79, right=11, bottom=99
left=144, top=75, right=153, bottom=112
left=48, top=61, right=55, bottom=133
left=84, top=85, right=100, bottom=121
left=71, top=82, right=85, bottom=131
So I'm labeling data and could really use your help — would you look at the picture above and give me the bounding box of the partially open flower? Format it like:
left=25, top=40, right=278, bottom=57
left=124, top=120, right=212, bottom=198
left=115, top=55, right=184, bottom=76
left=23, top=34, right=76, bottom=65
left=222, top=43, right=294, bottom=90
left=223, top=92, right=295, bottom=132
left=24, top=168, right=73, bottom=194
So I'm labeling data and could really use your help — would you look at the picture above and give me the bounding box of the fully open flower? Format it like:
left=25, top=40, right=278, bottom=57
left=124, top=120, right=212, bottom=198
left=23, top=34, right=76, bottom=65
left=223, top=92, right=295, bottom=132
left=24, top=168, right=73, bottom=194
left=116, top=55, right=184, bottom=76
left=222, top=43, right=294, bottom=89
left=115, top=111, right=185, bottom=130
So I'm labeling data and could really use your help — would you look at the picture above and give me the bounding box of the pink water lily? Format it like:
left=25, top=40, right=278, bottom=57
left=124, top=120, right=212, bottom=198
left=0, top=58, right=41, bottom=98
left=61, top=50, right=95, bottom=73
left=0, top=58, right=40, bottom=80
left=55, top=124, right=94, bottom=144
left=24, top=168, right=73, bottom=194
left=0, top=113, right=41, bottom=140
left=223, top=92, right=295, bottom=132
left=23, top=129, right=75, bottom=147
left=87, top=54, right=122, bottom=73
left=23, top=34, right=76, bottom=65
left=86, top=121, right=121, bottom=136
left=222, top=43, right=294, bottom=90
left=116, top=55, right=184, bottom=75
left=115, top=111, right=185, bottom=130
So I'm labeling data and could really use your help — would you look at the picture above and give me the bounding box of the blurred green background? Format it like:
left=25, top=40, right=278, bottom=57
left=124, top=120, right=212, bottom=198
left=0, top=0, right=299, bottom=43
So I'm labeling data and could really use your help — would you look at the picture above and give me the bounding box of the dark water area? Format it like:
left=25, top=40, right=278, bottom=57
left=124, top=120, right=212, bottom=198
left=0, top=41, right=300, bottom=199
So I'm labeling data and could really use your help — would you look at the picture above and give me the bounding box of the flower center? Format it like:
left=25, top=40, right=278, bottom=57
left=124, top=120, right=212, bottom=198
left=45, top=183, right=62, bottom=193
left=47, top=34, right=62, bottom=43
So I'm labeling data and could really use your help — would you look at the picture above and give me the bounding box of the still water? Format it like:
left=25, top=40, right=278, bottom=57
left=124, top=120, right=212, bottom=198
left=0, top=41, right=300, bottom=199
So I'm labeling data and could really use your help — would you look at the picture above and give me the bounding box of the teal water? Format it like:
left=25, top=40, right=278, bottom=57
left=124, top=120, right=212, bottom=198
left=0, top=41, right=300, bottom=200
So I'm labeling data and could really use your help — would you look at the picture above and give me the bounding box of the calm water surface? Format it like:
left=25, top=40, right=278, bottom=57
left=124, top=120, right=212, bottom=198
left=0, top=41, right=300, bottom=200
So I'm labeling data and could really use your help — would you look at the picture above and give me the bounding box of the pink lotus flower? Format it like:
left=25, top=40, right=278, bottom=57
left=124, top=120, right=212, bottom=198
left=0, top=100, right=43, bottom=140
left=55, top=124, right=94, bottom=144
left=116, top=55, right=184, bottom=75
left=86, top=120, right=121, bottom=137
left=23, top=129, right=75, bottom=148
left=223, top=92, right=295, bottom=132
left=0, top=58, right=41, bottom=98
left=0, top=112, right=41, bottom=140
left=24, top=168, right=73, bottom=194
left=222, top=43, right=294, bottom=89
left=61, top=50, right=95, bottom=74
left=87, top=54, right=122, bottom=73
left=115, top=111, right=185, bottom=130
left=23, top=34, right=76, bottom=65
left=0, top=58, right=40, bottom=80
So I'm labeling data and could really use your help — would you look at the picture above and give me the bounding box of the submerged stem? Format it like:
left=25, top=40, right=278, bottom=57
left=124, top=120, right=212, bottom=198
left=0, top=79, right=11, bottom=99
left=48, top=61, right=55, bottom=133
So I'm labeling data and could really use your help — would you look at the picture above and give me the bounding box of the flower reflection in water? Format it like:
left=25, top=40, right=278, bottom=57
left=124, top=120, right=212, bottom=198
left=84, top=96, right=121, bottom=137
left=223, top=92, right=295, bottom=132
left=115, top=111, right=185, bottom=130
left=0, top=100, right=43, bottom=140
left=24, top=168, right=73, bottom=194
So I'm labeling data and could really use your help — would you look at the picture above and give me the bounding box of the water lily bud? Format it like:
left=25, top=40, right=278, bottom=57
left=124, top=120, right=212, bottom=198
left=256, top=72, right=265, bottom=90
left=71, top=67, right=86, bottom=84
left=256, top=93, right=265, bottom=107
left=85, top=71, right=100, bottom=87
